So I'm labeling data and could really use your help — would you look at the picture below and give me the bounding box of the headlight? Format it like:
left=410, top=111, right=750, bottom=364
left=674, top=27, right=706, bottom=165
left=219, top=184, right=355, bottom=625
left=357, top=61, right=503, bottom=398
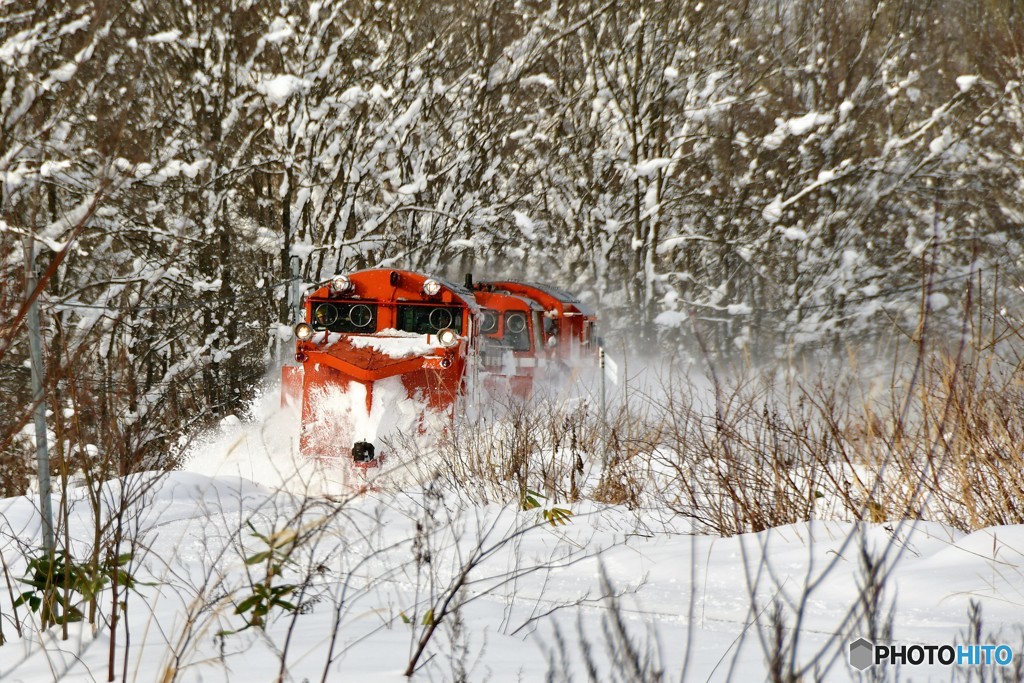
left=437, top=327, right=459, bottom=347
left=330, top=274, right=354, bottom=294
left=422, top=278, right=442, bottom=297
left=295, top=322, right=313, bottom=340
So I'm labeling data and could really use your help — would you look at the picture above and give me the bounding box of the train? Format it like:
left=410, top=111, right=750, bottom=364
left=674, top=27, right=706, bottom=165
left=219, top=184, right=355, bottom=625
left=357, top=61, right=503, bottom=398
left=281, top=269, right=596, bottom=469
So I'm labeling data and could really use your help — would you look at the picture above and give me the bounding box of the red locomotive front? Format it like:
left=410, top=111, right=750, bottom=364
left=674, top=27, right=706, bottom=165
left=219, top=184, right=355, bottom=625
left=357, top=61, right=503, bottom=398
left=282, top=269, right=474, bottom=469
left=282, top=269, right=598, bottom=476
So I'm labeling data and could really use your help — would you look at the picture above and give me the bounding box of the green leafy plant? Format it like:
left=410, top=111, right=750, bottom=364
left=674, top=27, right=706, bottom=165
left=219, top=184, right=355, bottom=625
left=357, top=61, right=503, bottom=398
left=14, top=549, right=137, bottom=626
left=400, top=608, right=434, bottom=626
left=219, top=522, right=303, bottom=636
left=521, top=488, right=574, bottom=527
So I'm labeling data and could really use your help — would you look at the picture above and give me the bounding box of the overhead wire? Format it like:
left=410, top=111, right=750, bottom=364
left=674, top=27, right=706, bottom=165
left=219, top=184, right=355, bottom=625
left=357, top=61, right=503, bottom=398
left=45, top=276, right=297, bottom=313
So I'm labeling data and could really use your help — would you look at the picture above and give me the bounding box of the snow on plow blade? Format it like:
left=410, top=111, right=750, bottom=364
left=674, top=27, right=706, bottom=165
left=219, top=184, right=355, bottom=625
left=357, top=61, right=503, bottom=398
left=284, top=269, right=472, bottom=470
left=294, top=333, right=464, bottom=466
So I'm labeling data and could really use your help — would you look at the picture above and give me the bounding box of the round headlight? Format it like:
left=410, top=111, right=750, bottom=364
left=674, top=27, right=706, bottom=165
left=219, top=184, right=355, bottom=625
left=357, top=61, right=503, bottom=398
left=295, top=322, right=313, bottom=341
left=330, top=275, right=354, bottom=294
left=422, top=278, right=442, bottom=297
left=437, top=327, right=459, bottom=347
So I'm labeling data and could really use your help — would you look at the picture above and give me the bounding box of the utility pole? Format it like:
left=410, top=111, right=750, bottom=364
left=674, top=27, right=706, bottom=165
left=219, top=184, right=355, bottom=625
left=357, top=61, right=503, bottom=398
left=599, top=345, right=607, bottom=469
left=277, top=256, right=302, bottom=364
left=25, top=238, right=54, bottom=552
left=282, top=256, right=301, bottom=363
left=291, top=256, right=301, bottom=324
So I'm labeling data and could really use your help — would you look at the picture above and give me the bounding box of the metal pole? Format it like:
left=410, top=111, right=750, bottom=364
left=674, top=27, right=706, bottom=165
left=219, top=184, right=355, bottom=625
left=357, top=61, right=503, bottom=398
left=599, top=346, right=607, bottom=469
left=291, top=256, right=301, bottom=324
left=279, top=256, right=301, bottom=364
left=26, top=239, right=54, bottom=552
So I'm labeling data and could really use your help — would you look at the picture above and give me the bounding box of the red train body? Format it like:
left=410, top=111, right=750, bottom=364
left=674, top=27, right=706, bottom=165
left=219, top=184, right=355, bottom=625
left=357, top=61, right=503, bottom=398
left=282, top=269, right=596, bottom=468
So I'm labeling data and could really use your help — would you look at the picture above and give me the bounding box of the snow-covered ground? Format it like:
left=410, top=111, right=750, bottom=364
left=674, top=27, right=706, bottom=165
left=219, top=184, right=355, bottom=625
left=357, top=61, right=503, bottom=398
left=2, top=397, right=1024, bottom=682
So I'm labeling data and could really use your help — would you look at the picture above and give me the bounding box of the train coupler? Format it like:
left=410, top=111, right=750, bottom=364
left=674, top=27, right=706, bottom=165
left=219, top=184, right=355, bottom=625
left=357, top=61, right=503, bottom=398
left=352, top=440, right=381, bottom=469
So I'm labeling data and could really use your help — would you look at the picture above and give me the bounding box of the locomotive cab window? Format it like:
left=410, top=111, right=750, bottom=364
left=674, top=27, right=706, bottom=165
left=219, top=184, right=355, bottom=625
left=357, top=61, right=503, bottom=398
left=479, top=309, right=499, bottom=335
left=504, top=311, right=531, bottom=351
left=397, top=305, right=464, bottom=335
left=311, top=302, right=378, bottom=333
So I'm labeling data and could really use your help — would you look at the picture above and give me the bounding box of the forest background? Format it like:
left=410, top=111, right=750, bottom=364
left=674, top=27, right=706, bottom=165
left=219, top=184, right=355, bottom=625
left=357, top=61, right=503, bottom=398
left=3, top=0, right=1024, bottom=492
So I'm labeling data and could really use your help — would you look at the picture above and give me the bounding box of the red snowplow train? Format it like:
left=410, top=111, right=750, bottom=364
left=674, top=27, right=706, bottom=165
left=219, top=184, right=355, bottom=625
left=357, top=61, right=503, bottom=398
left=281, top=269, right=596, bottom=468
